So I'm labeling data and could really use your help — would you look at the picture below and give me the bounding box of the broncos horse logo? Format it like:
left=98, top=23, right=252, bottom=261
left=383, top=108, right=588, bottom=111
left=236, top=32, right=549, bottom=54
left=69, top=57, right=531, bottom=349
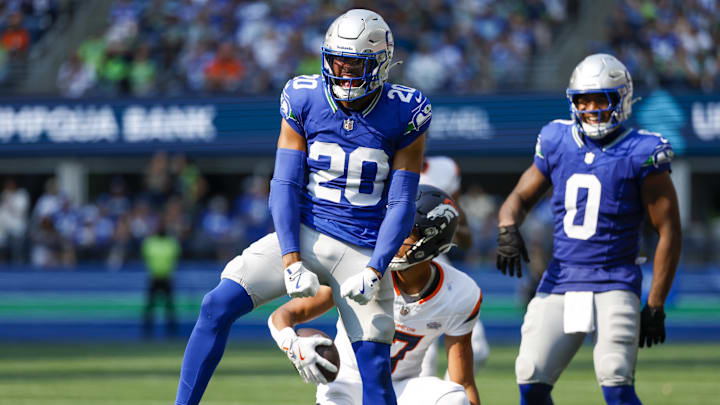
left=426, top=199, right=458, bottom=224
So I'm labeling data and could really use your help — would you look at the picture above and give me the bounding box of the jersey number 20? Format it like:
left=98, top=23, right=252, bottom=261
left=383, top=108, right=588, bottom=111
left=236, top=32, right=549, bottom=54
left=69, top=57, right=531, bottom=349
left=563, top=173, right=601, bottom=240
left=308, top=142, right=390, bottom=206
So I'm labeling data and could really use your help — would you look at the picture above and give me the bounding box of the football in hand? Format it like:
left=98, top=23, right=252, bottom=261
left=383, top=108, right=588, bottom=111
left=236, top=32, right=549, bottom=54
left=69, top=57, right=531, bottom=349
left=296, top=328, right=340, bottom=382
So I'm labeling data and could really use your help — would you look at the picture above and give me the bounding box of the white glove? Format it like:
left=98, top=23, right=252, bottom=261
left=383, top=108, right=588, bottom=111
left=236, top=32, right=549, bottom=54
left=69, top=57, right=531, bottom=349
left=268, top=320, right=338, bottom=385
left=340, top=267, right=380, bottom=305
left=284, top=261, right=320, bottom=298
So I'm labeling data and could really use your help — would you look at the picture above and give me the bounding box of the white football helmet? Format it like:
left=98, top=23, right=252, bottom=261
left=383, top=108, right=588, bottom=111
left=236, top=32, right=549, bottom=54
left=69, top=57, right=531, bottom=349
left=566, top=53, right=634, bottom=139
left=322, top=9, right=394, bottom=101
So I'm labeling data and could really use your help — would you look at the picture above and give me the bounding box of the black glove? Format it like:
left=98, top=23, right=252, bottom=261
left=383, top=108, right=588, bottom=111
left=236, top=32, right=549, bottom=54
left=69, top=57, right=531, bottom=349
left=639, top=304, right=666, bottom=348
left=496, top=225, right=529, bottom=278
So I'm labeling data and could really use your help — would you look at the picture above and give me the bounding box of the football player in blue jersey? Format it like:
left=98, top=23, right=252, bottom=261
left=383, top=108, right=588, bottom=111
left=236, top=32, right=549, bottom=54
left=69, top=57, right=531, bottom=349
left=495, top=54, right=682, bottom=405
left=174, top=9, right=430, bottom=405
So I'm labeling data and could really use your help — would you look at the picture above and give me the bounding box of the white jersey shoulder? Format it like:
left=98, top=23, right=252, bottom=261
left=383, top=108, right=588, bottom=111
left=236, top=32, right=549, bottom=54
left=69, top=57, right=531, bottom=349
left=332, top=261, right=482, bottom=382
left=420, top=156, right=461, bottom=196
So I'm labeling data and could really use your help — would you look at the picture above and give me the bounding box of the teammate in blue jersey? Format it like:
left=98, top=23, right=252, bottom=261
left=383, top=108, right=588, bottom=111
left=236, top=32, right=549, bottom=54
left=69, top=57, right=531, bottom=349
left=174, top=9, right=430, bottom=405
left=495, top=54, right=682, bottom=405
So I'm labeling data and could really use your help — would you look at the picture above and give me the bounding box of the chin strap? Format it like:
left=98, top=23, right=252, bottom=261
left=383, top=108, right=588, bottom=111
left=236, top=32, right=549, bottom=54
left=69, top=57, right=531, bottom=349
left=387, top=256, right=412, bottom=272
left=332, top=84, right=365, bottom=101
left=581, top=121, right=612, bottom=139
left=387, top=237, right=428, bottom=271
left=387, top=236, right=456, bottom=272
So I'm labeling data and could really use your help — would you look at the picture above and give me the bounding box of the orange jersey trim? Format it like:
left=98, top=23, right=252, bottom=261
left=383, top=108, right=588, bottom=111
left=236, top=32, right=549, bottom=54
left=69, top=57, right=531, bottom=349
left=391, top=260, right=445, bottom=304
left=464, top=290, right=483, bottom=323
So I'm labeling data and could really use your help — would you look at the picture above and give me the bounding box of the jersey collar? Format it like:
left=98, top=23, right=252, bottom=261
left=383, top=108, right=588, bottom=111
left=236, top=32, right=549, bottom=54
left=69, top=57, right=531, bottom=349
left=361, top=86, right=383, bottom=117
left=572, top=126, right=633, bottom=152
left=600, top=127, right=632, bottom=151
left=323, top=84, right=339, bottom=114
left=571, top=125, right=585, bottom=148
left=391, top=260, right=445, bottom=304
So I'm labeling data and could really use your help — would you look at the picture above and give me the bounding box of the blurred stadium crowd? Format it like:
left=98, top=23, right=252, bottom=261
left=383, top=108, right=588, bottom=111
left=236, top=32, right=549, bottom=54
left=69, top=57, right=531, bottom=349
left=0, top=0, right=74, bottom=84
left=2, top=1, right=719, bottom=94
left=54, top=0, right=576, bottom=97
left=598, top=0, right=720, bottom=91
left=0, top=152, right=280, bottom=269
left=51, top=0, right=720, bottom=97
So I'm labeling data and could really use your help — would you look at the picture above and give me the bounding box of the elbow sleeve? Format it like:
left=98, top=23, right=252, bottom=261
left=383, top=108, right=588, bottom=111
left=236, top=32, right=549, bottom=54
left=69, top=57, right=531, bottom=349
left=269, top=148, right=307, bottom=256
left=367, top=170, right=419, bottom=275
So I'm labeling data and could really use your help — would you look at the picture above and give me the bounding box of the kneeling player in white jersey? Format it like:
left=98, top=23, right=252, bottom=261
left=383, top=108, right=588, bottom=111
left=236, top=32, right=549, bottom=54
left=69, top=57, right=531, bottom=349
left=419, top=156, right=490, bottom=377
left=269, top=185, right=482, bottom=405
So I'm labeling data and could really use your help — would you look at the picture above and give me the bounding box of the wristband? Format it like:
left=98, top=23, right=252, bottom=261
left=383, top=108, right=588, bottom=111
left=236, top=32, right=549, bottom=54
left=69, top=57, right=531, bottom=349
left=267, top=315, right=297, bottom=351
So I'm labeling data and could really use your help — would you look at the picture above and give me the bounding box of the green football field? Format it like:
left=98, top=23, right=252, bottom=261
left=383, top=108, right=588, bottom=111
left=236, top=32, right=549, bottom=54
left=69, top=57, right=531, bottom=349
left=0, top=341, right=718, bottom=405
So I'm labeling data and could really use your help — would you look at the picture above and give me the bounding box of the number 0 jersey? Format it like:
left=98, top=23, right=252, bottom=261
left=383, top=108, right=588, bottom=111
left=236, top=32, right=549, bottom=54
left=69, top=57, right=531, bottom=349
left=280, top=75, right=432, bottom=248
left=533, top=120, right=674, bottom=296
left=330, top=261, right=482, bottom=382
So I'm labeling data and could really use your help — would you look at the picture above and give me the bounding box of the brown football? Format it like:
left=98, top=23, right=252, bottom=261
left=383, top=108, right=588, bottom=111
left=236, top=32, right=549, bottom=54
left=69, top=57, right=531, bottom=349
left=296, top=328, right=340, bottom=382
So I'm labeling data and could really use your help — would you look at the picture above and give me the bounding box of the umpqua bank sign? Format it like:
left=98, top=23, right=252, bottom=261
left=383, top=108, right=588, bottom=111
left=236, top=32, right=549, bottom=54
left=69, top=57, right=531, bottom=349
left=0, top=103, right=216, bottom=144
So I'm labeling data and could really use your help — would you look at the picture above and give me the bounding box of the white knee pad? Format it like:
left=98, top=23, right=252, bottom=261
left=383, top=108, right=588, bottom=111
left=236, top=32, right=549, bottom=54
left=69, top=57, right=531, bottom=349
left=596, top=352, right=634, bottom=386
left=515, top=355, right=554, bottom=385
left=435, top=390, right=470, bottom=405
left=515, top=355, right=534, bottom=383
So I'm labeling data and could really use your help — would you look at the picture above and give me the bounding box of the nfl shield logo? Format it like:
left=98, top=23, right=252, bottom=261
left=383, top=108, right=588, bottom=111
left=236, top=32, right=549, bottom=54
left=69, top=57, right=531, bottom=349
left=343, top=118, right=354, bottom=131
left=400, top=305, right=409, bottom=316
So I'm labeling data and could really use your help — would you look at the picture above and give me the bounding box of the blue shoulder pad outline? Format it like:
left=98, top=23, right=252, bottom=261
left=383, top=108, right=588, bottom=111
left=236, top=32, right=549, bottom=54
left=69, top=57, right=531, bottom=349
left=637, top=129, right=673, bottom=179
left=533, top=132, right=549, bottom=178
left=394, top=85, right=432, bottom=149
left=280, top=75, right=322, bottom=137
left=533, top=120, right=571, bottom=179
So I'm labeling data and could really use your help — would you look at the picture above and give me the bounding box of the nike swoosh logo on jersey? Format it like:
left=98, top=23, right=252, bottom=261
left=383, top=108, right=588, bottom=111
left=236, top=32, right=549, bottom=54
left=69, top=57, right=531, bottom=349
left=298, top=347, right=305, bottom=361
left=360, top=279, right=365, bottom=294
left=296, top=276, right=302, bottom=290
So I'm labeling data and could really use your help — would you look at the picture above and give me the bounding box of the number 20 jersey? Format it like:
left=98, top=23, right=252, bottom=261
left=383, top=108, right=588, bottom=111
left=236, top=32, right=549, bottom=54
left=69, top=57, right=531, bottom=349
left=533, top=120, right=673, bottom=296
left=280, top=75, right=432, bottom=248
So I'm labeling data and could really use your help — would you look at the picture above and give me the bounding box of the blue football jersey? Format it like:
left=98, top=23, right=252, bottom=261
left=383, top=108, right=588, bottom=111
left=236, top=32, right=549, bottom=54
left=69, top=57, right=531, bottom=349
left=279, top=75, right=431, bottom=248
left=533, top=120, right=674, bottom=296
